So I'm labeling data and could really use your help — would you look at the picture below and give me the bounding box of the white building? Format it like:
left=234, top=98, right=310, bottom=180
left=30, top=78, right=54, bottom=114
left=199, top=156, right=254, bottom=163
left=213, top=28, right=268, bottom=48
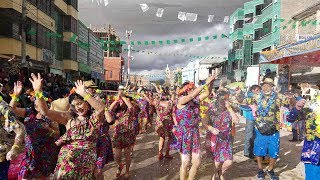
left=181, top=57, right=227, bottom=86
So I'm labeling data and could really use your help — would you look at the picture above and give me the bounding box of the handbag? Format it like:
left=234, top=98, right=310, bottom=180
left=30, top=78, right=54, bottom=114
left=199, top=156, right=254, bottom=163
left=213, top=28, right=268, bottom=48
left=255, top=118, right=278, bottom=136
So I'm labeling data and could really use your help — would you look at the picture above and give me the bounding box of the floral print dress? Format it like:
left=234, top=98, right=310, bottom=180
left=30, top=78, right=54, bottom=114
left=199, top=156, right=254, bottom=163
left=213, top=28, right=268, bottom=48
left=112, top=108, right=136, bottom=149
left=54, top=116, right=100, bottom=179
left=206, top=111, right=233, bottom=162
left=136, top=98, right=150, bottom=125
left=19, top=108, right=59, bottom=179
left=96, top=121, right=114, bottom=170
left=171, top=96, right=201, bottom=155
left=155, top=100, right=174, bottom=138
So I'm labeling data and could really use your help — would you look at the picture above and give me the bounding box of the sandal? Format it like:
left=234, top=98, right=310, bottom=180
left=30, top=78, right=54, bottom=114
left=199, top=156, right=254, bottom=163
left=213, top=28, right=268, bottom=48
left=116, top=164, right=124, bottom=177
left=158, top=153, right=163, bottom=160
left=124, top=173, right=130, bottom=180
left=164, top=154, right=173, bottom=159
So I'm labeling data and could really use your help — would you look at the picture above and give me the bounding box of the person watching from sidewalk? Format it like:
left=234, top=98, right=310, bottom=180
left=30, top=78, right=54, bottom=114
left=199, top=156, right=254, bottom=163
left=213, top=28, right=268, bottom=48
left=0, top=95, right=25, bottom=179
left=241, top=85, right=261, bottom=159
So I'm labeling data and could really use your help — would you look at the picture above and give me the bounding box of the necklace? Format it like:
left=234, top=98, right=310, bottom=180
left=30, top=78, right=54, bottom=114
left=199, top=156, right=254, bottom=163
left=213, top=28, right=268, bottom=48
left=257, top=91, right=277, bottom=117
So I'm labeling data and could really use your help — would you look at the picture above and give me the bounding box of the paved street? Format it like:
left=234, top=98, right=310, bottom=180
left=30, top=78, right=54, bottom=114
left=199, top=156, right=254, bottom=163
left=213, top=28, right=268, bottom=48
left=103, top=119, right=305, bottom=180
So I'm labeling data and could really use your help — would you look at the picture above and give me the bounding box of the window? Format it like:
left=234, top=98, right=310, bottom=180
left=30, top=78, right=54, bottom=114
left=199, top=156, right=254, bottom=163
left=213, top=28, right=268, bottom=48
left=252, top=53, right=260, bottom=65
left=63, top=16, right=77, bottom=34
left=264, top=0, right=273, bottom=7
left=245, top=13, right=253, bottom=23
left=64, top=42, right=77, bottom=61
left=232, top=61, right=238, bottom=70
left=254, top=28, right=263, bottom=41
left=37, top=0, right=52, bottom=16
left=234, top=20, right=244, bottom=31
left=66, top=0, right=78, bottom=10
left=255, top=4, right=264, bottom=16
left=233, top=40, right=243, bottom=49
left=26, top=19, right=37, bottom=46
left=262, top=19, right=272, bottom=36
left=109, top=71, right=113, bottom=78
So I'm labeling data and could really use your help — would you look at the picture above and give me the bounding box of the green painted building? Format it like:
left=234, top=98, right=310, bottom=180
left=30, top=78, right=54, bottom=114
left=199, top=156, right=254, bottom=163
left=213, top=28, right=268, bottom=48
left=228, top=0, right=280, bottom=80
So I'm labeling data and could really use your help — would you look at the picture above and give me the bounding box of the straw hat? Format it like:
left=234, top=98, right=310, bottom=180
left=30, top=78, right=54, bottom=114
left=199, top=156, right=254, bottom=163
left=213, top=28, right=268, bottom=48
left=118, top=85, right=125, bottom=90
left=261, top=78, right=275, bottom=86
left=84, top=80, right=98, bottom=88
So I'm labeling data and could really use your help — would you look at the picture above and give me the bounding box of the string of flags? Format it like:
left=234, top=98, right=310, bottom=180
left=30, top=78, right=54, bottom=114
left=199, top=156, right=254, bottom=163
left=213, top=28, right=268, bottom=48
left=25, top=18, right=320, bottom=51
left=123, top=48, right=228, bottom=60
left=92, top=0, right=109, bottom=6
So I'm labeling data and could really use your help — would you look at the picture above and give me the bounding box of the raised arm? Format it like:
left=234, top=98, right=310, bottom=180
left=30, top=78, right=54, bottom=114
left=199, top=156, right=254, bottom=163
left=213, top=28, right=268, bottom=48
left=199, top=76, right=215, bottom=101
left=74, top=80, right=106, bottom=121
left=0, top=100, right=25, bottom=161
left=29, top=73, right=70, bottom=125
left=152, top=83, right=161, bottom=94
left=226, top=101, right=239, bottom=123
left=179, top=75, right=216, bottom=105
left=9, top=81, right=26, bottom=118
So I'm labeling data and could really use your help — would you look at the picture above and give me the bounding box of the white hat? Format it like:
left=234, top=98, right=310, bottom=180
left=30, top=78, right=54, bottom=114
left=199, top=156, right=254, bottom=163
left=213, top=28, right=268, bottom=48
left=118, top=85, right=125, bottom=90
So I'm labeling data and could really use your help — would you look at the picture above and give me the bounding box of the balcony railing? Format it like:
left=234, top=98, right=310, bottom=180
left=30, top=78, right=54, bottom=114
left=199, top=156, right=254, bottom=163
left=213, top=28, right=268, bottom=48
left=229, top=28, right=244, bottom=41
left=252, top=32, right=280, bottom=53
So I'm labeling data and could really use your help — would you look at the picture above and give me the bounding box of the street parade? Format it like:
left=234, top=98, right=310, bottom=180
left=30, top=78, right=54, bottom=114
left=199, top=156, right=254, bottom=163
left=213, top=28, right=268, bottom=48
left=0, top=0, right=320, bottom=180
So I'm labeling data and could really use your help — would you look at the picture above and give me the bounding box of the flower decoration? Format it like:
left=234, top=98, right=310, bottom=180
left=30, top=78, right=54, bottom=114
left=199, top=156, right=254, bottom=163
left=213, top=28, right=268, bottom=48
left=305, top=95, right=320, bottom=141
left=178, top=82, right=195, bottom=96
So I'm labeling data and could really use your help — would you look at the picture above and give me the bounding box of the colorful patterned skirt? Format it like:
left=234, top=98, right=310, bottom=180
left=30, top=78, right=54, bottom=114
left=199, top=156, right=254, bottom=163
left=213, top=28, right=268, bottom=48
left=171, top=126, right=200, bottom=155
left=112, top=131, right=136, bottom=149
left=96, top=133, right=114, bottom=170
left=54, top=143, right=96, bottom=180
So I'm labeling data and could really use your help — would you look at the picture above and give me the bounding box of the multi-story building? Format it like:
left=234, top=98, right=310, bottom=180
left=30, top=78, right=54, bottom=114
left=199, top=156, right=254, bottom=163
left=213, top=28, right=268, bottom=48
left=94, top=26, right=124, bottom=84
left=77, top=21, right=91, bottom=79
left=0, top=0, right=56, bottom=73
left=228, top=0, right=317, bottom=81
left=260, top=1, right=320, bottom=85
left=88, top=29, right=104, bottom=85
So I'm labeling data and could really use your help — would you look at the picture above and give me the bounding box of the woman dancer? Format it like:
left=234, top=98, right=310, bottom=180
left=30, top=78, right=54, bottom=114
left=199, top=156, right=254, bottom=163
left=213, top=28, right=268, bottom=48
left=136, top=89, right=150, bottom=133
left=147, top=86, right=175, bottom=160
left=29, top=73, right=113, bottom=179
left=204, top=91, right=239, bottom=180
left=110, top=90, right=136, bottom=179
left=9, top=81, right=59, bottom=179
left=172, top=75, right=215, bottom=180
left=95, top=92, right=114, bottom=180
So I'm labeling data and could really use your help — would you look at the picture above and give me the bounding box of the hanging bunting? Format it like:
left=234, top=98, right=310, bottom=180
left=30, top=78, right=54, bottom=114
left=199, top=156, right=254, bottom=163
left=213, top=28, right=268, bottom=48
left=178, top=12, right=187, bottom=21
left=156, top=8, right=164, bottom=18
left=224, top=16, right=229, bottom=23
left=186, top=13, right=198, bottom=22
left=213, top=35, right=217, bottom=39
left=208, top=15, right=214, bottom=23
left=159, top=40, right=163, bottom=45
left=140, top=4, right=149, bottom=12
left=130, top=41, right=134, bottom=45
left=197, top=37, right=201, bottom=41
left=103, top=0, right=109, bottom=6
left=144, top=41, right=149, bottom=45
left=189, top=38, right=194, bottom=42
left=173, top=40, right=178, bottom=44
left=151, top=41, right=156, bottom=45
left=181, top=39, right=186, bottom=43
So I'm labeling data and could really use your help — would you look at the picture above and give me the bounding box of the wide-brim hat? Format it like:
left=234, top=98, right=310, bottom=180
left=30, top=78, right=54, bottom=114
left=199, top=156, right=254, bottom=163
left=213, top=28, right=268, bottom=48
left=261, top=78, right=275, bottom=86
left=84, top=80, right=98, bottom=88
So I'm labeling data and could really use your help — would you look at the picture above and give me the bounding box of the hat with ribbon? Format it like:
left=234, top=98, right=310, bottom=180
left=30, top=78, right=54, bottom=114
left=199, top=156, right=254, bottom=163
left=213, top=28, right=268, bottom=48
left=261, top=78, right=275, bottom=86
left=84, top=80, right=98, bottom=88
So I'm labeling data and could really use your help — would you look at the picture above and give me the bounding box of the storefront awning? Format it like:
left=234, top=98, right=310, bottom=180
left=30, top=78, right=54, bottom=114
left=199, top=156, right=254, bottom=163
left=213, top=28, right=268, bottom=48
left=260, top=34, right=320, bottom=66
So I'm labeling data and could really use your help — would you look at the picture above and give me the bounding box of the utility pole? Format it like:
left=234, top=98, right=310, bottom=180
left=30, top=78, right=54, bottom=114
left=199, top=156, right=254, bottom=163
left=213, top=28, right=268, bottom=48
left=21, top=0, right=27, bottom=67
left=125, top=30, right=132, bottom=83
